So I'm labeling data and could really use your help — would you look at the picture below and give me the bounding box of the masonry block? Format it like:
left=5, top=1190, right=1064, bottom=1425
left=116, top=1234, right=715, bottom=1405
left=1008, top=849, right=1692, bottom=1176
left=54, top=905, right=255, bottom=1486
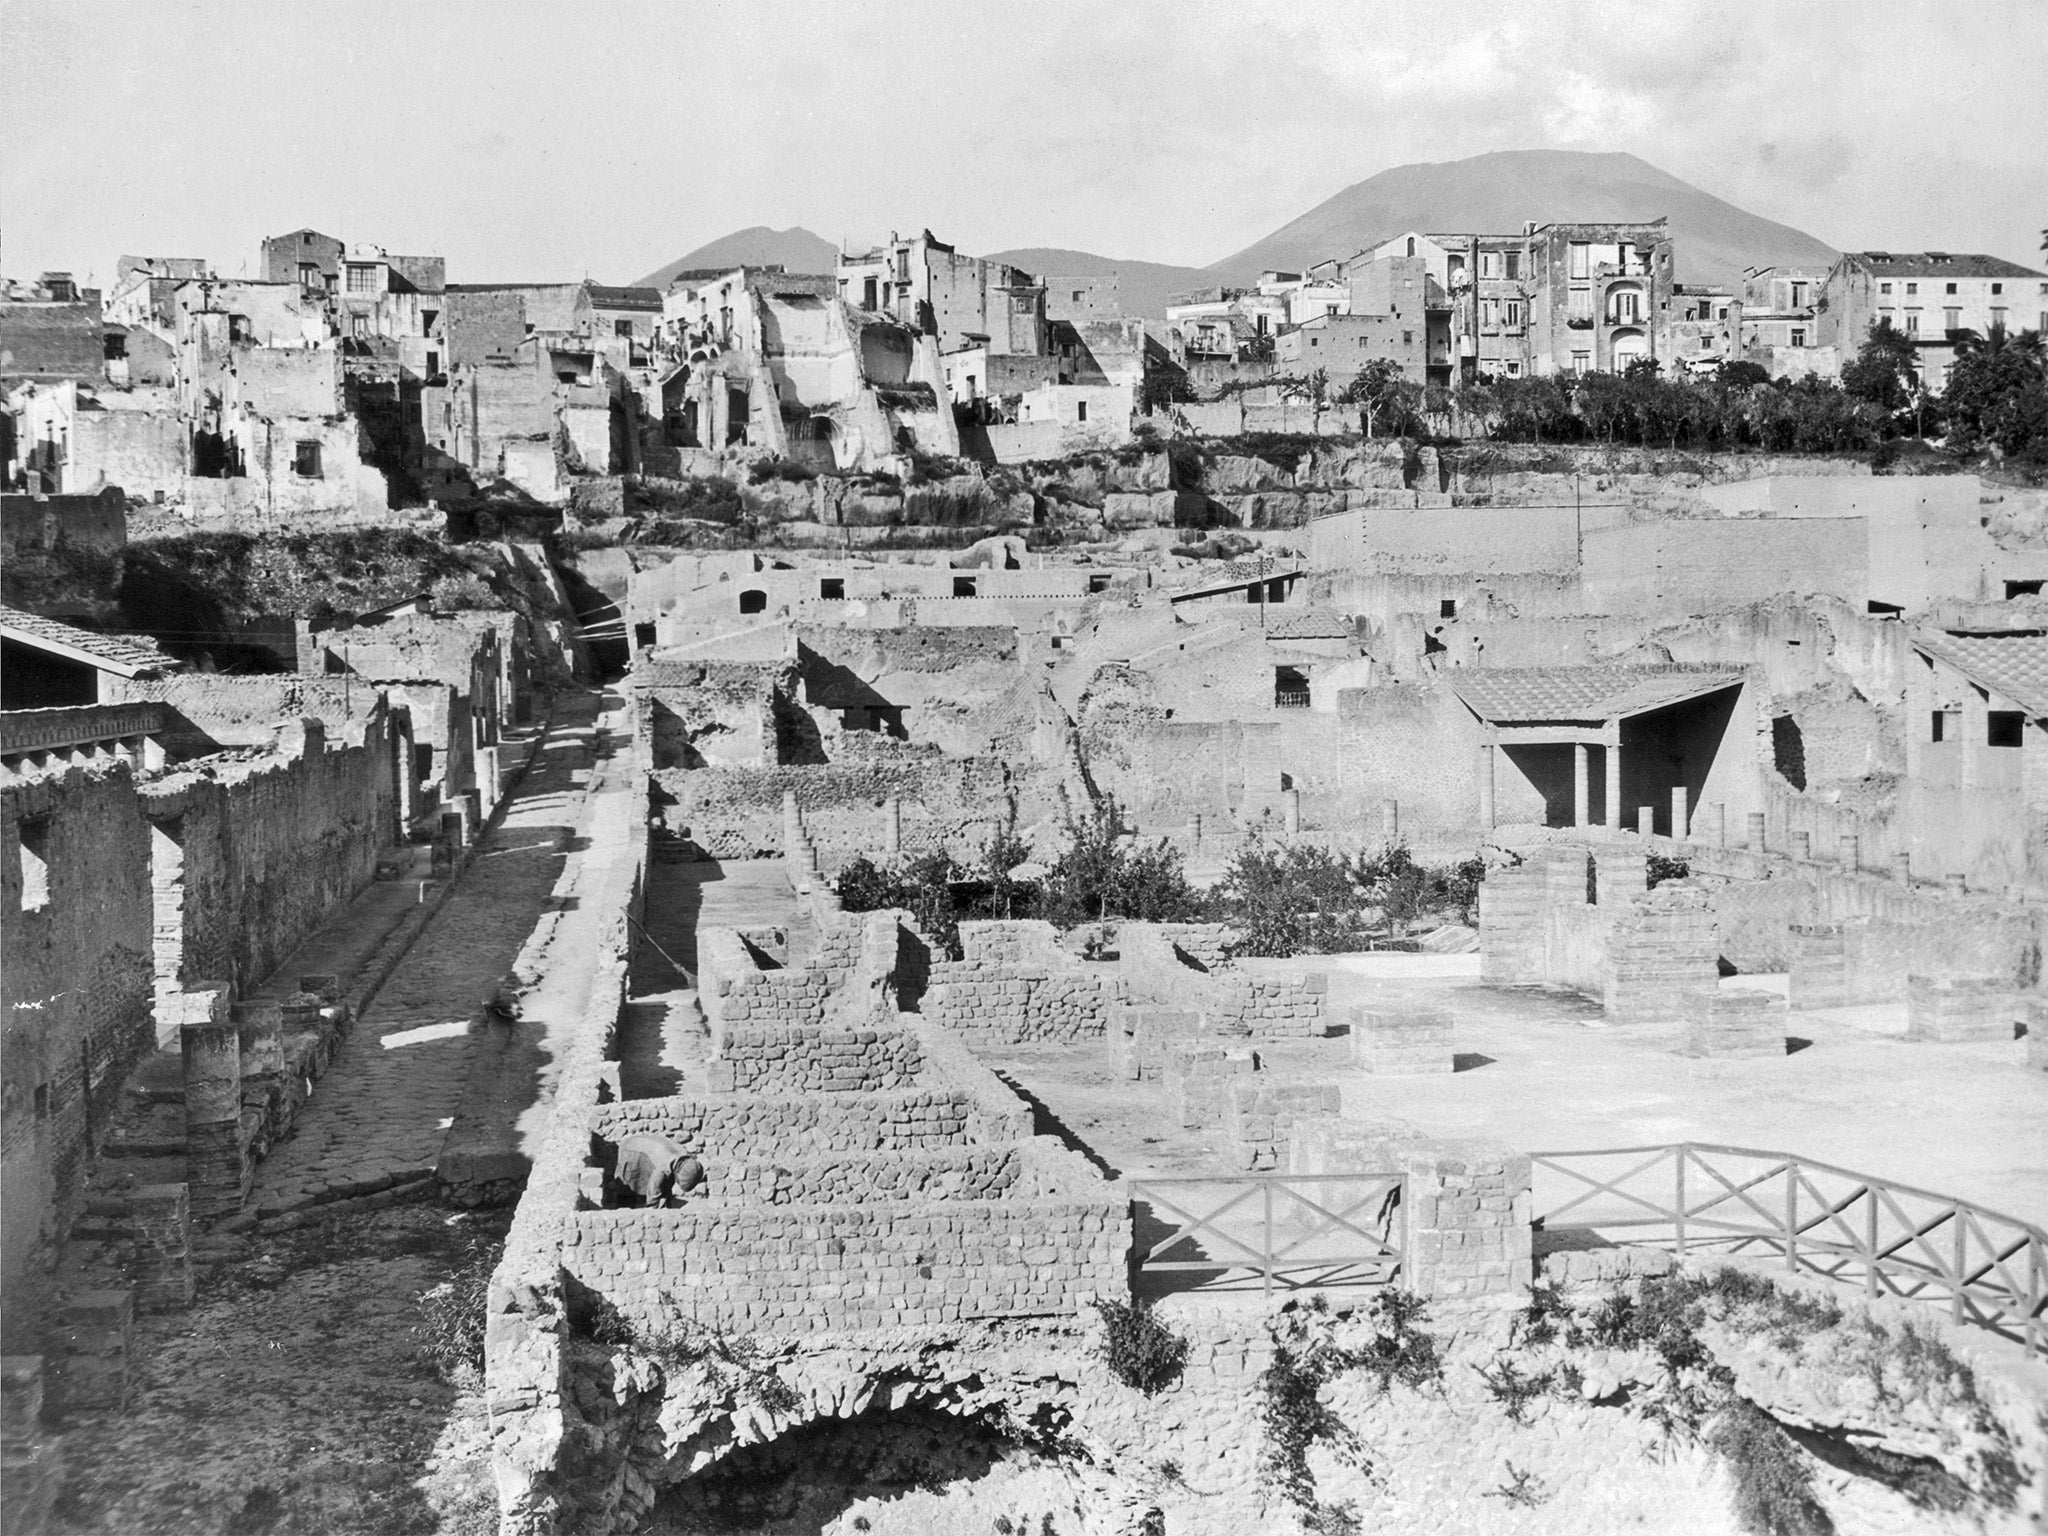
left=46, top=1290, right=133, bottom=1416
left=1109, top=1007, right=1203, bottom=1081
left=1682, top=989, right=1788, bottom=1058
left=1163, top=1042, right=1256, bottom=1128
left=0, top=1356, right=57, bottom=1535
left=1604, top=884, right=1719, bottom=1024
left=1351, top=1004, right=1453, bottom=1075
left=129, top=1183, right=194, bottom=1313
left=1907, top=975, right=2017, bottom=1043
left=1788, top=923, right=1847, bottom=1010
left=1225, top=1079, right=1341, bottom=1171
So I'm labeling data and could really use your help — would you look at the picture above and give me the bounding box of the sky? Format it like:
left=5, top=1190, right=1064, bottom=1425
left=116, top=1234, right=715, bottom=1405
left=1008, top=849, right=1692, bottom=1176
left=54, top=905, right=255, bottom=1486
left=3, top=0, right=2044, bottom=287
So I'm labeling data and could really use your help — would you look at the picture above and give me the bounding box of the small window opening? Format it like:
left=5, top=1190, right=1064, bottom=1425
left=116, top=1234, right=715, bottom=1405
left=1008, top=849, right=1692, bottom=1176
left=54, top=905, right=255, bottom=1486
left=293, top=440, right=322, bottom=477
left=1076, top=401, right=1088, bottom=423
left=1439, top=598, right=1458, bottom=619
left=633, top=623, right=656, bottom=649
left=953, top=576, right=977, bottom=598
left=819, top=578, right=845, bottom=600
left=2005, top=580, right=2044, bottom=600
left=18, top=817, right=52, bottom=912
left=614, top=319, right=634, bottom=337
left=1088, top=574, right=1111, bottom=594
left=1987, top=711, right=2025, bottom=748
left=1274, top=666, right=1310, bottom=708
left=738, top=589, right=767, bottom=615
left=34, top=1083, right=50, bottom=1120
left=1930, top=711, right=1957, bottom=743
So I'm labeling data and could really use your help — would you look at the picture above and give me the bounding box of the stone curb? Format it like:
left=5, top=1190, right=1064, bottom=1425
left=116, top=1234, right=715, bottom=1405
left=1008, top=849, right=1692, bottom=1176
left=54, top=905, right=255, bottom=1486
left=248, top=1173, right=439, bottom=1233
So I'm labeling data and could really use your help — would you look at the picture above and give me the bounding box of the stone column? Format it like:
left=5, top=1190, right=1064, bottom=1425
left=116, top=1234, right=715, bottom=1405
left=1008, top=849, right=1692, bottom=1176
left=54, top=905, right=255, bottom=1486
left=882, top=796, right=902, bottom=855
left=1572, top=744, right=1589, bottom=829
left=1605, top=742, right=1622, bottom=833
left=1789, top=923, right=1847, bottom=1009
left=1637, top=805, right=1655, bottom=837
left=1380, top=798, right=1399, bottom=841
left=1477, top=744, right=1495, bottom=829
left=129, top=1184, right=194, bottom=1313
left=475, top=745, right=501, bottom=816
left=182, top=1007, right=248, bottom=1220
left=1745, top=811, right=1766, bottom=852
left=1284, top=789, right=1301, bottom=835
left=1670, top=786, right=1688, bottom=841
left=1708, top=802, right=1726, bottom=847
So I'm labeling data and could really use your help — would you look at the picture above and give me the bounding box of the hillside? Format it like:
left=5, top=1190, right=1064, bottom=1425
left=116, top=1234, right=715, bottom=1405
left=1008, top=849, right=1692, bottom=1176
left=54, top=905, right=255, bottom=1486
left=1206, top=149, right=1838, bottom=290
left=985, top=247, right=1212, bottom=321
left=636, top=225, right=839, bottom=290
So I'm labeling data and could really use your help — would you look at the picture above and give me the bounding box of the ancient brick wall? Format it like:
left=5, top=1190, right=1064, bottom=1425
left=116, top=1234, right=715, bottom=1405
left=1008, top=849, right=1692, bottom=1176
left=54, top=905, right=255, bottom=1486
left=924, top=925, right=1123, bottom=1045
left=664, top=1145, right=1026, bottom=1207
left=591, top=1087, right=1027, bottom=1158
left=1, top=765, right=155, bottom=1349
left=706, top=1023, right=926, bottom=1094
left=138, top=709, right=399, bottom=993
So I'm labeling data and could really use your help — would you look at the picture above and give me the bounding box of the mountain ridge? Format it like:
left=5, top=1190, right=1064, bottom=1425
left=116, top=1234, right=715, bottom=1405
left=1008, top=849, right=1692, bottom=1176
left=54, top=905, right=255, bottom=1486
left=635, top=225, right=839, bottom=290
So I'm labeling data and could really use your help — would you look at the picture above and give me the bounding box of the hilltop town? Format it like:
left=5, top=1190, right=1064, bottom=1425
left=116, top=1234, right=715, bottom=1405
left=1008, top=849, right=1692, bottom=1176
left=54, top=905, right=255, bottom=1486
left=3, top=199, right=2048, bottom=1536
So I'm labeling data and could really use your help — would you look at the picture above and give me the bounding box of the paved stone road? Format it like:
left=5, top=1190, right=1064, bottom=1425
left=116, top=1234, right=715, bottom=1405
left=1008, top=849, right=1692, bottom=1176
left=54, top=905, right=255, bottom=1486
left=247, top=694, right=601, bottom=1218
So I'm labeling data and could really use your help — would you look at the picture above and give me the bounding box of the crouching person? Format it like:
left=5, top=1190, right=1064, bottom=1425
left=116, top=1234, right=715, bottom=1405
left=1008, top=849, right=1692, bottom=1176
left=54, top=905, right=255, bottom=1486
left=614, top=1132, right=706, bottom=1207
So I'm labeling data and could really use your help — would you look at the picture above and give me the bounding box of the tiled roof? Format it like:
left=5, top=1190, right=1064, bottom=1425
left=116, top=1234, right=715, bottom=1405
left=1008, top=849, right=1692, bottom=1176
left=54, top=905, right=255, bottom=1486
left=585, top=285, right=662, bottom=310
left=1265, top=606, right=1354, bottom=641
left=0, top=605, right=178, bottom=677
left=1446, top=665, right=1743, bottom=723
left=1847, top=252, right=2044, bottom=280
left=1914, top=631, right=2048, bottom=717
left=1170, top=557, right=1302, bottom=598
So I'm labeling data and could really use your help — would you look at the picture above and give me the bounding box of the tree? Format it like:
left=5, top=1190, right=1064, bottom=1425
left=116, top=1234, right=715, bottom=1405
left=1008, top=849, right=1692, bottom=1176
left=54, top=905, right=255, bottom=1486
left=1945, top=325, right=2048, bottom=456
left=1344, top=358, right=1415, bottom=438
left=1842, top=320, right=1918, bottom=414
left=1715, top=359, right=1771, bottom=391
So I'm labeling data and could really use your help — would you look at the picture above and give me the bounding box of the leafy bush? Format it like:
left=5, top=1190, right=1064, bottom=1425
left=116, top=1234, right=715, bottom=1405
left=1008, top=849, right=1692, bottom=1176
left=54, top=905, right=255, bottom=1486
left=747, top=456, right=816, bottom=484
left=1041, top=795, right=1202, bottom=926
left=833, top=851, right=964, bottom=956
left=413, top=1236, right=497, bottom=1383
left=1214, top=843, right=1368, bottom=957
left=1646, top=851, right=1692, bottom=888
left=1713, top=1399, right=1834, bottom=1536
left=1092, top=1298, right=1188, bottom=1394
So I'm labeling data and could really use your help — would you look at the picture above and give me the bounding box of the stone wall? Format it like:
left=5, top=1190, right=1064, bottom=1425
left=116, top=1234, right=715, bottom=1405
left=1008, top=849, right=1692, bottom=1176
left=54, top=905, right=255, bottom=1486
left=706, top=1022, right=926, bottom=1095
left=138, top=707, right=401, bottom=994
left=1117, top=922, right=1329, bottom=1038
left=925, top=920, right=1122, bottom=1045
left=1, top=765, right=156, bottom=1351
left=591, top=1085, right=1028, bottom=1157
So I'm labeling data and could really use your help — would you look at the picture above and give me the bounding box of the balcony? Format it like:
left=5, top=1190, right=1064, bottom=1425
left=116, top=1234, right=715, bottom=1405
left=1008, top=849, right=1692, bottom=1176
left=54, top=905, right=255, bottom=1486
left=1566, top=315, right=1595, bottom=330
left=1274, top=688, right=1311, bottom=709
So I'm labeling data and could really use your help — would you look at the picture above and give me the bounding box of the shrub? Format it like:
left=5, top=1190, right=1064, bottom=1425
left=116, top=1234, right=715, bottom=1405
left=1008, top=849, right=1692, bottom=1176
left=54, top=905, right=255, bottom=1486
left=413, top=1237, right=497, bottom=1382
left=1713, top=1399, right=1834, bottom=1536
left=1647, top=851, right=1692, bottom=888
left=1093, top=1298, right=1188, bottom=1394
left=747, top=456, right=816, bottom=484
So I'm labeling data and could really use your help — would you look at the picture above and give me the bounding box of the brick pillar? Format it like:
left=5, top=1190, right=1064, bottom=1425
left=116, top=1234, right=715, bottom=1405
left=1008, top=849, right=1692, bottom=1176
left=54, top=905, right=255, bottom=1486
left=1478, top=857, right=1551, bottom=984
left=1351, top=1004, right=1453, bottom=1074
left=1891, top=852, right=1912, bottom=886
left=1745, top=812, right=1766, bottom=852
left=182, top=1009, right=249, bottom=1220
left=457, top=789, right=482, bottom=847
left=1400, top=1138, right=1533, bottom=1300
left=48, top=1290, right=133, bottom=1415
left=1572, top=745, right=1589, bottom=829
left=1682, top=989, right=1789, bottom=1058
left=1477, top=744, right=1495, bottom=829
left=1838, top=833, right=1860, bottom=872
left=1604, top=884, right=1719, bottom=1025
left=1707, top=802, right=1726, bottom=847
left=1790, top=830, right=1811, bottom=862
left=1283, top=789, right=1301, bottom=835
left=129, top=1184, right=194, bottom=1313
left=1670, top=786, right=1688, bottom=841
left=1637, top=804, right=1655, bottom=837
left=1380, top=798, right=1398, bottom=841
left=883, top=796, right=901, bottom=855
left=1593, top=847, right=1648, bottom=907
left=233, top=1000, right=285, bottom=1135
left=1788, top=923, right=1847, bottom=1009
left=1907, top=975, right=2015, bottom=1042
left=476, top=744, right=501, bottom=815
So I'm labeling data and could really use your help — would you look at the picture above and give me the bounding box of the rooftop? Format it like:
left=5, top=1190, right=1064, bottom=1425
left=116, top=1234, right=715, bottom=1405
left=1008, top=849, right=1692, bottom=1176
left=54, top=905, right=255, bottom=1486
left=1446, top=664, right=1744, bottom=723
left=1914, top=630, right=2048, bottom=717
left=0, top=605, right=180, bottom=678
left=1847, top=252, right=2045, bottom=280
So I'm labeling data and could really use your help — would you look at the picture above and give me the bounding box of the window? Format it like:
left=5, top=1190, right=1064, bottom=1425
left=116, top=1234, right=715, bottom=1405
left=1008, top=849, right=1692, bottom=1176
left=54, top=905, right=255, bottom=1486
left=1790, top=328, right=1806, bottom=347
left=1945, top=282, right=1958, bottom=295
left=1931, top=710, right=1957, bottom=742
left=1991, top=283, right=2003, bottom=296
left=1480, top=252, right=1498, bottom=278
left=1405, top=237, right=1415, bottom=257
left=1505, top=360, right=1522, bottom=376
left=1905, top=282, right=1918, bottom=296
left=1402, top=330, right=1413, bottom=345
left=863, top=276, right=877, bottom=309
left=614, top=319, right=633, bottom=337
left=1880, top=282, right=1892, bottom=295
left=1878, top=308, right=1894, bottom=327
left=1439, top=598, right=1458, bottom=619
left=298, top=262, right=321, bottom=291
left=1076, top=401, right=1088, bottom=423
left=1072, top=290, right=1084, bottom=303
left=425, top=350, right=439, bottom=375
left=1274, top=666, right=1310, bottom=708
left=346, top=263, right=377, bottom=295
left=1791, top=282, right=1807, bottom=307
left=738, top=589, right=767, bottom=614
left=416, top=744, right=435, bottom=781
left=1088, top=574, right=1111, bottom=594
left=1988, top=711, right=2025, bottom=748
left=1569, top=286, right=1592, bottom=319
left=2005, top=580, right=2043, bottom=599
left=1504, top=300, right=1524, bottom=327
left=1991, top=308, right=2008, bottom=330
left=819, top=578, right=844, bottom=600
left=952, top=576, right=977, bottom=597
left=293, top=440, right=322, bottom=477
left=17, top=817, right=50, bottom=912
left=1505, top=250, right=1521, bottom=280
left=1571, top=350, right=1591, bottom=375
left=1944, top=308, right=1961, bottom=332
left=1569, top=242, right=1590, bottom=279
left=1905, top=310, right=1920, bottom=335
left=1309, top=336, right=1318, bottom=346
left=1357, top=337, right=1367, bottom=348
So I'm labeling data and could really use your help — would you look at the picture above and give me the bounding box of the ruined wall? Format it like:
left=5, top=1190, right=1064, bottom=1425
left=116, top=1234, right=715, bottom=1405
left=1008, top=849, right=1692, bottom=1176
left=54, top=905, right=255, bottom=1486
left=924, top=919, right=1123, bottom=1044
left=1308, top=504, right=1582, bottom=576
left=1581, top=518, right=1869, bottom=612
left=0, top=487, right=127, bottom=560
left=71, top=408, right=187, bottom=500
left=137, top=710, right=399, bottom=994
left=1, top=765, right=155, bottom=1349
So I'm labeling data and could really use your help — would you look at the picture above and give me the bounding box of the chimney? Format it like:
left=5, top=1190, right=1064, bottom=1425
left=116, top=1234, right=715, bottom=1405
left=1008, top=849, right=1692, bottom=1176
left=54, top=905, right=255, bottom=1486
left=1524, top=221, right=1537, bottom=236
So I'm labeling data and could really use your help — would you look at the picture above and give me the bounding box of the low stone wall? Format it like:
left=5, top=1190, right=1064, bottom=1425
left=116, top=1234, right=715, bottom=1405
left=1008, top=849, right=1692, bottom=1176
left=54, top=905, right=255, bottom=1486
left=679, top=1145, right=1028, bottom=1207
left=923, top=959, right=1122, bottom=1045
left=1682, top=989, right=1788, bottom=1058
left=1793, top=913, right=2039, bottom=1007
left=591, top=1086, right=1025, bottom=1157
left=1225, top=1079, right=1342, bottom=1170
left=695, top=928, right=831, bottom=1033
left=1605, top=884, right=1719, bottom=1024
left=1118, top=922, right=1328, bottom=1038
left=1163, top=1041, right=1256, bottom=1129
left=1906, top=975, right=2019, bottom=1043
left=1109, top=1006, right=1204, bottom=1081
left=706, top=1022, right=926, bottom=1094
left=560, top=1138, right=1123, bottom=1336
left=1351, top=1004, right=1453, bottom=1074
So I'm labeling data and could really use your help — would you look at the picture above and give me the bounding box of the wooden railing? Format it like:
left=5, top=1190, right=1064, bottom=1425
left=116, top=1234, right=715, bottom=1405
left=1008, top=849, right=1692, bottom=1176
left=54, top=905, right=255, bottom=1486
left=1531, top=1142, right=2047, bottom=1353
left=1127, top=1172, right=1404, bottom=1296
